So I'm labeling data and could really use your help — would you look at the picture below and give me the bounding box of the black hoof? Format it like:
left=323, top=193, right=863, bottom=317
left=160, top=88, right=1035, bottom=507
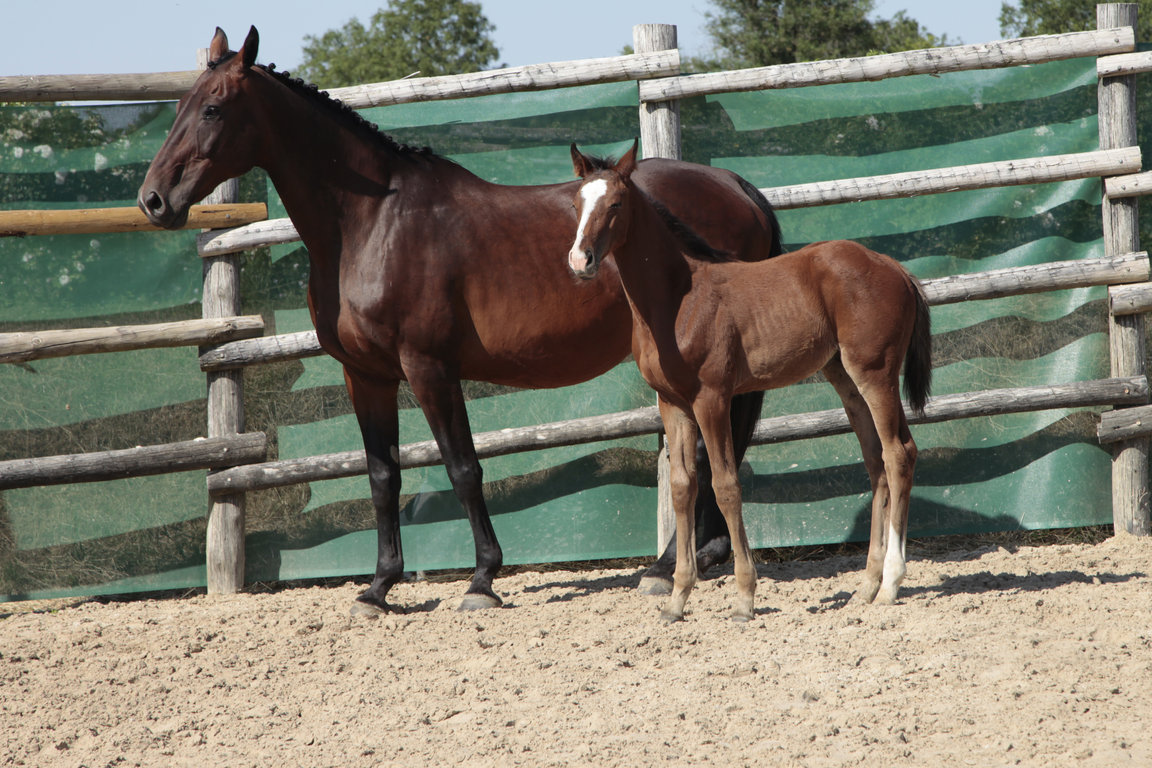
left=350, top=597, right=389, bottom=618
left=457, top=592, right=502, bottom=612
left=638, top=575, right=674, bottom=595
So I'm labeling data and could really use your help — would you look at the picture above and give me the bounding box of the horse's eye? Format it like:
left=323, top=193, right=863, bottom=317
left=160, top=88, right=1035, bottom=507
left=203, top=105, right=222, bottom=120
left=609, top=202, right=622, bottom=210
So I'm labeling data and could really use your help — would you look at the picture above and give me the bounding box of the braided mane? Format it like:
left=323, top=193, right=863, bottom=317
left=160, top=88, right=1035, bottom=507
left=252, top=61, right=436, bottom=159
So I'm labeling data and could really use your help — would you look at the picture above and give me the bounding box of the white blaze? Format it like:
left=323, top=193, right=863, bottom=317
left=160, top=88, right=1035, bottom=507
left=569, top=178, right=609, bottom=272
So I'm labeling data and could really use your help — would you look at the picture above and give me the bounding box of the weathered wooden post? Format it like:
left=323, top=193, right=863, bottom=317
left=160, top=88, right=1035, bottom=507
left=634, top=23, right=682, bottom=552
left=1099, top=3, right=1151, bottom=536
left=197, top=47, right=248, bottom=591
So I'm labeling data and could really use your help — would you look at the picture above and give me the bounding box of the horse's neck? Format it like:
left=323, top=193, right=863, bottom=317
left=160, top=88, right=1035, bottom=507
left=614, top=192, right=694, bottom=332
left=256, top=87, right=404, bottom=253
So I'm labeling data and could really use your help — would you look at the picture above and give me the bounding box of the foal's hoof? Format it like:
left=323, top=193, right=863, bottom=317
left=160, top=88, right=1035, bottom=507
left=730, top=610, right=753, bottom=623
left=638, top=575, right=674, bottom=596
left=457, top=592, right=502, bottom=612
left=659, top=607, right=685, bottom=624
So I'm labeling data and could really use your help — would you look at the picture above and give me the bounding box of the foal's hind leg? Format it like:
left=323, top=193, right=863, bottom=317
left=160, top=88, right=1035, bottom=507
left=823, top=359, right=889, bottom=604
left=841, top=360, right=918, bottom=606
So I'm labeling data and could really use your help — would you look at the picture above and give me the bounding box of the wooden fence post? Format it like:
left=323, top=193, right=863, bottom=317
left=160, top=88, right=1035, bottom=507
left=1099, top=3, right=1151, bottom=536
left=196, top=48, right=249, bottom=592
left=634, top=24, right=682, bottom=553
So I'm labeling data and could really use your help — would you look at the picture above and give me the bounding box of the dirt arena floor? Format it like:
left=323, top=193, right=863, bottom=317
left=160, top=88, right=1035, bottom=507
left=2, top=533, right=1150, bottom=767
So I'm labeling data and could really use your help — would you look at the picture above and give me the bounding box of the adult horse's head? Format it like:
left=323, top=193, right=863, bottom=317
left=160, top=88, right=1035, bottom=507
left=138, top=26, right=263, bottom=229
left=568, top=140, right=638, bottom=280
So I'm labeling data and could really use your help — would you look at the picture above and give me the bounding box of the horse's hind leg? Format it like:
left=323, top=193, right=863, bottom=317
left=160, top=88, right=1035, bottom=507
left=694, top=392, right=756, bottom=622
left=406, top=363, right=503, bottom=611
left=658, top=397, right=701, bottom=623
left=823, top=358, right=889, bottom=604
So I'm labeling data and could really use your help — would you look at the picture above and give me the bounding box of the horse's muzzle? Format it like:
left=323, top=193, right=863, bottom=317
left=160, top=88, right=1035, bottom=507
left=138, top=190, right=188, bottom=230
left=568, top=247, right=599, bottom=280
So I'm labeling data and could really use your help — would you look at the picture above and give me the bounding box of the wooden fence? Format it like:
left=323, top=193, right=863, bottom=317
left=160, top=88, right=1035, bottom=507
left=1, top=5, right=1149, bottom=597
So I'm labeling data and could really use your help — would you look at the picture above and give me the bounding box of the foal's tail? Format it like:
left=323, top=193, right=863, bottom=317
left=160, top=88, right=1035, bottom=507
left=903, top=278, right=933, bottom=417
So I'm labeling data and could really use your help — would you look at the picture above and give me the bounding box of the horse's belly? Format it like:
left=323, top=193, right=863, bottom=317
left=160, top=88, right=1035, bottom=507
left=458, top=302, right=634, bottom=389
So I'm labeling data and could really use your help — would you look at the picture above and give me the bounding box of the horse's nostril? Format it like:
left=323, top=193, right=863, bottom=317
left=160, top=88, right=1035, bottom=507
left=144, top=191, right=165, bottom=213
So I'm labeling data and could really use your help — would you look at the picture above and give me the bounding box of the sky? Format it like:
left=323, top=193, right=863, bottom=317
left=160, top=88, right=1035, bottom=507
left=3, top=1, right=1008, bottom=79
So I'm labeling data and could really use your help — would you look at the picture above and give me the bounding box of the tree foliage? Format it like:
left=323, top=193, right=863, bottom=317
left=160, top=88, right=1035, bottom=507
left=1000, top=0, right=1152, bottom=41
left=295, top=0, right=499, bottom=88
left=698, top=0, right=948, bottom=70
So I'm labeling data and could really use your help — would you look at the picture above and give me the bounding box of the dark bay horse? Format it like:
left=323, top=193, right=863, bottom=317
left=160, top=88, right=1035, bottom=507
left=568, top=142, right=932, bottom=621
left=138, top=27, right=783, bottom=612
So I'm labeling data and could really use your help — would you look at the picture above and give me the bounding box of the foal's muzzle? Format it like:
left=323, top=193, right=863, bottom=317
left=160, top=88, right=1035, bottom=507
left=568, top=247, right=600, bottom=280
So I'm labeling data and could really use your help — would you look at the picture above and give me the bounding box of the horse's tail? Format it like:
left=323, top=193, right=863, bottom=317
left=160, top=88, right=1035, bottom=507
left=735, top=175, right=784, bottom=258
left=902, top=277, right=933, bottom=417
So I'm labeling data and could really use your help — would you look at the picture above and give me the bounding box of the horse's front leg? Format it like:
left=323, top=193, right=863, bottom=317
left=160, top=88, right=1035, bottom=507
left=343, top=371, right=405, bottom=615
left=405, top=362, right=503, bottom=611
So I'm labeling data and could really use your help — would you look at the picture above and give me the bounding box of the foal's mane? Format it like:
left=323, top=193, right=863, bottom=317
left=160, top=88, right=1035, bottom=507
left=211, top=51, right=437, bottom=160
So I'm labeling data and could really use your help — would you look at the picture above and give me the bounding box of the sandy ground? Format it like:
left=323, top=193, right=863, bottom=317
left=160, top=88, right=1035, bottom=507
left=2, top=534, right=1150, bottom=768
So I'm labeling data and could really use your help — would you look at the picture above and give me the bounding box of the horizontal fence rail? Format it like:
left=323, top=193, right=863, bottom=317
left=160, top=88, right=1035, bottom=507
left=0, top=316, right=265, bottom=364
left=1098, top=49, right=1152, bottom=77
left=0, top=203, right=267, bottom=237
left=0, top=51, right=679, bottom=105
left=196, top=251, right=1151, bottom=373
left=1099, top=402, right=1152, bottom=442
left=195, top=147, right=1141, bottom=256
left=0, top=71, right=200, bottom=102
left=760, top=148, right=1141, bottom=210
left=206, top=376, right=1148, bottom=496
left=0, top=432, right=268, bottom=490
left=329, top=50, right=680, bottom=108
left=639, top=28, right=1135, bottom=102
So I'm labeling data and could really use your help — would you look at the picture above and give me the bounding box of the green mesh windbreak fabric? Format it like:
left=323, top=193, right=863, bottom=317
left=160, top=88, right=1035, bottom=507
left=1, top=102, right=210, bottom=599
left=0, top=57, right=1136, bottom=601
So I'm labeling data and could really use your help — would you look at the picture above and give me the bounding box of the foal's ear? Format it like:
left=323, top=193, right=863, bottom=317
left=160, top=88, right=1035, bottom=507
left=570, top=142, right=593, bottom=179
left=240, top=26, right=260, bottom=69
left=209, top=27, right=229, bottom=63
left=616, top=138, right=639, bottom=179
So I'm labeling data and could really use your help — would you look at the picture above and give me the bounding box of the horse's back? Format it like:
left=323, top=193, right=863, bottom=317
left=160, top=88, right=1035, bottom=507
left=633, top=158, right=779, bottom=262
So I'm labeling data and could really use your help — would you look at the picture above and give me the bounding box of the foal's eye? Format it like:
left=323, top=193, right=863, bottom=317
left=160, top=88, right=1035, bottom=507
left=202, top=104, right=222, bottom=120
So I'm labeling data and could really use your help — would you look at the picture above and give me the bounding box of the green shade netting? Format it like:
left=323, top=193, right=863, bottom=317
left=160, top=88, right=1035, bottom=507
left=1, top=56, right=1135, bottom=600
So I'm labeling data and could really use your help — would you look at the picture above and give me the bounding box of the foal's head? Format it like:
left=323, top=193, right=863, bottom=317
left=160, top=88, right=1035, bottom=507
left=568, top=140, right=639, bottom=279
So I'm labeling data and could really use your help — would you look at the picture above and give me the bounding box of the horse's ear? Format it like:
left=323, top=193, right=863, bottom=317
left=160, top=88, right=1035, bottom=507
left=571, top=142, right=592, bottom=179
left=209, top=27, right=229, bottom=63
left=240, top=26, right=259, bottom=69
left=616, top=138, right=639, bottom=179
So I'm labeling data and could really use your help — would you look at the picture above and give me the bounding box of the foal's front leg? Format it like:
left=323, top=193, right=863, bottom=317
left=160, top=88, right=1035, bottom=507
left=694, top=392, right=756, bottom=622
left=657, top=397, right=700, bottom=623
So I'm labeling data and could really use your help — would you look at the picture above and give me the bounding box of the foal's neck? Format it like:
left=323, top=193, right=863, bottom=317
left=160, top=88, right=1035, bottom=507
left=613, top=185, right=695, bottom=306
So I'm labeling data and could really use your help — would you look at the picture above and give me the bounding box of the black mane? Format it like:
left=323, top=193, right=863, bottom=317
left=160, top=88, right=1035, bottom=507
left=256, top=63, right=437, bottom=159
left=643, top=190, right=734, bottom=263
